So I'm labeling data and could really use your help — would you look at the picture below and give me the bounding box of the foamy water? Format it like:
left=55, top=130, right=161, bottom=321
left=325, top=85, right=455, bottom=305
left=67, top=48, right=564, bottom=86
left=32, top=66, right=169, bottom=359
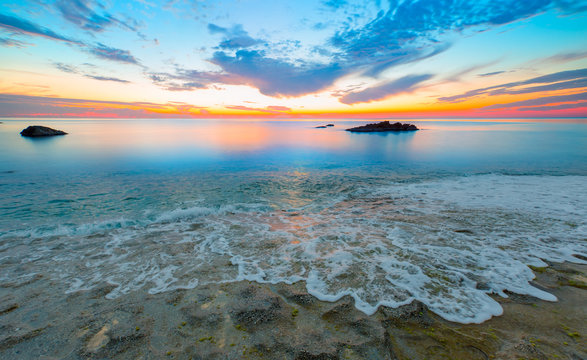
left=1, top=119, right=586, bottom=323
left=1, top=174, right=585, bottom=323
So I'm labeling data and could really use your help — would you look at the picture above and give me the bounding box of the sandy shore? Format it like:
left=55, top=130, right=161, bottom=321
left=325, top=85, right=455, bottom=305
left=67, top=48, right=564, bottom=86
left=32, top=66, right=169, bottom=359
left=0, top=261, right=585, bottom=359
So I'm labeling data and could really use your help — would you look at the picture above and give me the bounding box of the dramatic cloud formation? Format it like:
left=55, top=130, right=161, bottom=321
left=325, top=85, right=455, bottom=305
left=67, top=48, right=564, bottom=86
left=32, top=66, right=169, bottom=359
left=329, top=0, right=554, bottom=76
left=340, top=74, right=433, bottom=104
left=211, top=50, right=345, bottom=97
left=199, top=0, right=583, bottom=102
left=1, top=1, right=586, bottom=118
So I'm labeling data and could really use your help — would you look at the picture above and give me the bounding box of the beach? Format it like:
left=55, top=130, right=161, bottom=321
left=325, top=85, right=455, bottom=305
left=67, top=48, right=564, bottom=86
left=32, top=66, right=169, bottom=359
left=1, top=261, right=585, bottom=359
left=0, top=119, right=586, bottom=359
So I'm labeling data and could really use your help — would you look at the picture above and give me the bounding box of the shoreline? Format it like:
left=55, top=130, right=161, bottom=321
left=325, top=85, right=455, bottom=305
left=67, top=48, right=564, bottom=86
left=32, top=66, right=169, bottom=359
left=0, top=262, right=585, bottom=359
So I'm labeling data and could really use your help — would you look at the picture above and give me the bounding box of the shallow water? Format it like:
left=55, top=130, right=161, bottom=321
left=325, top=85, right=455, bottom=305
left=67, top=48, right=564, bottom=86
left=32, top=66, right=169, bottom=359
left=1, top=118, right=586, bottom=323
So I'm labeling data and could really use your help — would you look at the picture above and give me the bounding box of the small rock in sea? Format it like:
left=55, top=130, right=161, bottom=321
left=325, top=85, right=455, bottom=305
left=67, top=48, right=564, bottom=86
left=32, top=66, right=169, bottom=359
left=20, top=125, right=67, bottom=137
left=346, top=121, right=418, bottom=132
left=315, top=125, right=327, bottom=128
left=326, top=124, right=334, bottom=127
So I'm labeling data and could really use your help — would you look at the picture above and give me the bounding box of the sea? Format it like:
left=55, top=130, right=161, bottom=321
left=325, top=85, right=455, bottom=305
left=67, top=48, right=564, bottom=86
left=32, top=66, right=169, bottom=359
left=0, top=118, right=585, bottom=324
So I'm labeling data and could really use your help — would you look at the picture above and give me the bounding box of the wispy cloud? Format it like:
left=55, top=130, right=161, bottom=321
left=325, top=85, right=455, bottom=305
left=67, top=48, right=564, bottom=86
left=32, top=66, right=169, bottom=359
left=55, top=0, right=137, bottom=33
left=483, top=92, right=587, bottom=110
left=53, top=62, right=130, bottom=83
left=89, top=43, right=140, bottom=65
left=538, top=50, right=587, bottom=65
left=147, top=68, right=229, bottom=91
left=478, top=71, right=507, bottom=77
left=54, top=62, right=78, bottom=73
left=0, top=12, right=142, bottom=66
left=225, top=105, right=291, bottom=114
left=340, top=74, right=433, bottom=104
left=0, top=93, right=208, bottom=118
left=439, top=68, right=587, bottom=103
left=0, top=36, right=26, bottom=47
left=83, top=74, right=130, bottom=83
left=515, top=102, right=587, bottom=112
left=0, top=13, right=81, bottom=44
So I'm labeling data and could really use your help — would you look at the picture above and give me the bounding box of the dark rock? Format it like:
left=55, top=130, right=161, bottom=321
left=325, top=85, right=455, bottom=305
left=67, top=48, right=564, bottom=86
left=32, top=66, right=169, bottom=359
left=295, top=350, right=339, bottom=360
left=0, top=303, right=18, bottom=315
left=326, top=124, right=334, bottom=127
left=232, top=295, right=283, bottom=327
left=346, top=121, right=418, bottom=132
left=315, top=125, right=327, bottom=128
left=20, top=125, right=67, bottom=137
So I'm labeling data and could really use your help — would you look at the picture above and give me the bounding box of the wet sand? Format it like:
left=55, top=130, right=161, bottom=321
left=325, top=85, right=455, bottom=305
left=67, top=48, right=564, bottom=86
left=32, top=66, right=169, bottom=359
left=0, top=261, right=585, bottom=359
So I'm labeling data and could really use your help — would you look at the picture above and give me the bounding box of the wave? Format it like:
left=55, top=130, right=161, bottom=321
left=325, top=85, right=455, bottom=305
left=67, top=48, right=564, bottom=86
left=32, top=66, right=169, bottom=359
left=0, top=174, right=585, bottom=324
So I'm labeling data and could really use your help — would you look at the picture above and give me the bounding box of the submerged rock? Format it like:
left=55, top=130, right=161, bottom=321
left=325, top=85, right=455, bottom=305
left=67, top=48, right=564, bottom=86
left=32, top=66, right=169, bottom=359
left=346, top=121, right=418, bottom=132
left=20, top=125, right=67, bottom=137
left=315, top=125, right=327, bottom=128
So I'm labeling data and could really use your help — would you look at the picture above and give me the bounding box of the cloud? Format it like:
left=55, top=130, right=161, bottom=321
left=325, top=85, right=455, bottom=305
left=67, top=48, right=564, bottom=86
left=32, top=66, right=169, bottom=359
left=482, top=92, right=587, bottom=110
left=322, top=0, right=348, bottom=10
left=83, top=74, right=130, bottom=83
left=328, top=0, right=558, bottom=77
left=340, top=74, right=433, bottom=104
left=515, top=102, right=587, bottom=112
left=490, top=78, right=587, bottom=96
left=197, top=1, right=573, bottom=99
left=0, top=93, right=208, bottom=118
left=53, top=62, right=131, bottom=83
left=538, top=50, right=587, bottom=64
left=225, top=105, right=292, bottom=114
left=147, top=68, right=229, bottom=91
left=478, top=71, right=507, bottom=77
left=0, top=36, right=26, bottom=47
left=0, top=13, right=142, bottom=66
left=211, top=50, right=345, bottom=97
left=89, top=43, right=140, bottom=65
left=439, top=68, right=587, bottom=102
left=555, top=0, right=587, bottom=13
left=207, top=23, right=263, bottom=49
left=0, top=13, right=81, bottom=44
left=55, top=0, right=137, bottom=32
left=266, top=105, right=291, bottom=111
left=54, top=62, right=78, bottom=73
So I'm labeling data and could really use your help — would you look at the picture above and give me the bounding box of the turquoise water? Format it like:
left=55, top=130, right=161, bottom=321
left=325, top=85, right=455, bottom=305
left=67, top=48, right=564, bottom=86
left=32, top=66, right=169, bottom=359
left=1, top=119, right=586, bottom=323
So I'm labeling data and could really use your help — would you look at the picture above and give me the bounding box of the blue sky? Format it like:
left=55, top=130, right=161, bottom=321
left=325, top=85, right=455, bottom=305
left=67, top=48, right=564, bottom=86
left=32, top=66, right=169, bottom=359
left=0, top=0, right=586, bottom=118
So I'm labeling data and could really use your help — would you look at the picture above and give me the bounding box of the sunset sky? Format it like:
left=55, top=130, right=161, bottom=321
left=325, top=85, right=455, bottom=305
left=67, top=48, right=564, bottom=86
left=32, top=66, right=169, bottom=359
left=1, top=0, right=586, bottom=119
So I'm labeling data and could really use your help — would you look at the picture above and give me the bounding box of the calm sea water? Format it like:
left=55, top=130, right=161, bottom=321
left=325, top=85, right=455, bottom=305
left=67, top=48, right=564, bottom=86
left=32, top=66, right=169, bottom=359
left=0, top=118, right=586, bottom=323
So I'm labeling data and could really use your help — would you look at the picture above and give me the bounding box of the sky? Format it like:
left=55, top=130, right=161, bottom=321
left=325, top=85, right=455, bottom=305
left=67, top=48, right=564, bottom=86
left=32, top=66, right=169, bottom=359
left=0, top=0, right=586, bottom=119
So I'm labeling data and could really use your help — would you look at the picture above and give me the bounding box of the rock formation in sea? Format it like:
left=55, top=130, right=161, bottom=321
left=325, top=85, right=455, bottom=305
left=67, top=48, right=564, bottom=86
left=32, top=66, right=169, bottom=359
left=20, top=125, right=67, bottom=137
left=346, top=121, right=418, bottom=132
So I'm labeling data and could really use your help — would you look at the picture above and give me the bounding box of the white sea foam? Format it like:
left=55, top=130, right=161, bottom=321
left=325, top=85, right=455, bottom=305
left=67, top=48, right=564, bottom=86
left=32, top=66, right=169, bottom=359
left=1, top=174, right=585, bottom=323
